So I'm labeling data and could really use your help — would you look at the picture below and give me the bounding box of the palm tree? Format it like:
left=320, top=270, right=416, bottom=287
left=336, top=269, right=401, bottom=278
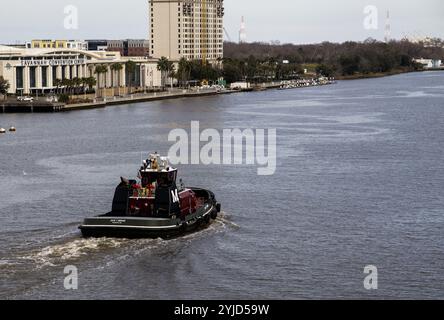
left=61, top=78, right=72, bottom=94
left=102, top=66, right=110, bottom=97
left=169, top=69, right=177, bottom=88
left=86, top=77, right=97, bottom=98
left=178, top=58, right=192, bottom=88
left=0, top=76, right=10, bottom=100
left=111, top=63, right=123, bottom=96
left=157, top=57, right=175, bottom=90
left=53, top=78, right=62, bottom=95
left=125, top=60, right=136, bottom=95
left=80, top=77, right=88, bottom=99
left=94, top=65, right=108, bottom=98
left=72, top=77, right=82, bottom=95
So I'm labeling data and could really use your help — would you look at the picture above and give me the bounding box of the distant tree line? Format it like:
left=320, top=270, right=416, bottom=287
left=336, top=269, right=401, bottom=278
left=158, top=39, right=444, bottom=85
left=222, top=39, right=444, bottom=80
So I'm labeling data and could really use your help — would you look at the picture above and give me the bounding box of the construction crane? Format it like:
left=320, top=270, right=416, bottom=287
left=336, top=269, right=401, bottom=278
left=223, top=27, right=232, bottom=42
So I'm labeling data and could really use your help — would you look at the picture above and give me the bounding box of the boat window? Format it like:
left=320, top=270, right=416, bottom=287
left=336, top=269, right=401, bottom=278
left=142, top=175, right=157, bottom=186
left=158, top=171, right=177, bottom=187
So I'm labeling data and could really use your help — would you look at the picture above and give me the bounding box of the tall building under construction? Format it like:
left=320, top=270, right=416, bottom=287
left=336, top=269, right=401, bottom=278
left=149, top=0, right=224, bottom=62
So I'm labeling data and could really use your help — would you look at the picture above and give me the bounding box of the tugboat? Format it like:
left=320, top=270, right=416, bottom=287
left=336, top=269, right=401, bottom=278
left=79, top=153, right=221, bottom=239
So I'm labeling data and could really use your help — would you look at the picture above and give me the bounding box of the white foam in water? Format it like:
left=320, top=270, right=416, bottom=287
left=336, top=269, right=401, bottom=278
left=0, top=260, right=14, bottom=267
left=397, top=90, right=443, bottom=98
left=213, top=213, right=241, bottom=230
left=22, top=237, right=130, bottom=268
left=17, top=212, right=238, bottom=270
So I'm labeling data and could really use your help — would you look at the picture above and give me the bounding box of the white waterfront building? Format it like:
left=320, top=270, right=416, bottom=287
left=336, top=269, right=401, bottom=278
left=413, top=58, right=443, bottom=69
left=0, top=45, right=163, bottom=95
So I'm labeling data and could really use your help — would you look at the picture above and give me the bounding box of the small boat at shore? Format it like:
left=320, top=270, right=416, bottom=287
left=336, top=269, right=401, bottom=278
left=79, top=153, right=221, bottom=239
left=278, top=77, right=336, bottom=90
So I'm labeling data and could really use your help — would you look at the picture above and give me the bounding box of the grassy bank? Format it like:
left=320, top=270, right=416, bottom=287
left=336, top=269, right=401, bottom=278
left=336, top=68, right=417, bottom=80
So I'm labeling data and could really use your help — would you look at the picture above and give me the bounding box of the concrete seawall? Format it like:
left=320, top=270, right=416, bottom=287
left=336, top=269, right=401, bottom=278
left=0, top=102, right=66, bottom=113
left=1, top=89, right=237, bottom=113
left=0, top=82, right=283, bottom=113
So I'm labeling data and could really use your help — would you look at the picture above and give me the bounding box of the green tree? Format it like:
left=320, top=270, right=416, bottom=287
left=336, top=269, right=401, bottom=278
left=0, top=76, right=10, bottom=99
left=177, top=57, right=192, bottom=88
left=221, top=58, right=241, bottom=83
left=61, top=78, right=72, bottom=94
left=339, top=55, right=361, bottom=76
left=157, top=57, right=175, bottom=89
left=316, top=64, right=335, bottom=77
left=71, top=77, right=82, bottom=95
left=111, top=63, right=123, bottom=96
left=125, top=60, right=137, bottom=94
left=85, top=77, right=97, bottom=98
left=94, top=65, right=108, bottom=97
left=80, top=77, right=89, bottom=99
left=53, top=78, right=62, bottom=94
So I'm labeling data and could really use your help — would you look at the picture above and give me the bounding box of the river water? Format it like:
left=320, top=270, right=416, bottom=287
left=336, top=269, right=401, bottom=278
left=0, top=71, right=443, bottom=299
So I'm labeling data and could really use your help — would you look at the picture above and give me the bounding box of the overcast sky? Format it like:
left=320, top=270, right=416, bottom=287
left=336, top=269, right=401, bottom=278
left=1, top=0, right=443, bottom=44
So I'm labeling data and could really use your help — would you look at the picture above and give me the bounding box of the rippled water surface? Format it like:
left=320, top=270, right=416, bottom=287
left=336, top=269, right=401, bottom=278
left=0, top=72, right=443, bottom=299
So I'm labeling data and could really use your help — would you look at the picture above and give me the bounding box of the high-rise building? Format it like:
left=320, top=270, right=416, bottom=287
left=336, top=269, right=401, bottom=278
left=149, top=0, right=224, bottom=62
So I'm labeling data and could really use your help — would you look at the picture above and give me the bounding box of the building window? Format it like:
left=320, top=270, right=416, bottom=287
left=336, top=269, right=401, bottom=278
left=30, top=67, right=36, bottom=88
left=16, top=67, right=24, bottom=89
left=42, top=66, right=48, bottom=87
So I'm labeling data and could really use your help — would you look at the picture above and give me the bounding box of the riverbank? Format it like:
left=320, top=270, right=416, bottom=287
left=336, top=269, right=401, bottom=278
left=0, top=82, right=287, bottom=113
left=336, top=68, right=421, bottom=80
left=0, top=88, right=238, bottom=113
left=4, top=69, right=441, bottom=114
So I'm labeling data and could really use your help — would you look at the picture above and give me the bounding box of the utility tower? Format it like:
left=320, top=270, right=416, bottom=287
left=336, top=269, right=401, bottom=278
left=239, top=16, right=247, bottom=43
left=385, top=10, right=391, bottom=43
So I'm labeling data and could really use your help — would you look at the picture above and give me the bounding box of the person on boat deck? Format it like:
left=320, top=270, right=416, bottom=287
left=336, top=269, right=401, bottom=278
left=152, top=158, right=159, bottom=170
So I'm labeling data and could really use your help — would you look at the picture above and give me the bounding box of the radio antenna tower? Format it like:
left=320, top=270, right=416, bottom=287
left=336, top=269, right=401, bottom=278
left=385, top=10, right=391, bottom=43
left=239, top=16, right=247, bottom=43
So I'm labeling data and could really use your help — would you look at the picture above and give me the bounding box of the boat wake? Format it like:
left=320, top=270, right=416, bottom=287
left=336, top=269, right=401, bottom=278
left=6, top=212, right=237, bottom=271
left=20, top=237, right=130, bottom=268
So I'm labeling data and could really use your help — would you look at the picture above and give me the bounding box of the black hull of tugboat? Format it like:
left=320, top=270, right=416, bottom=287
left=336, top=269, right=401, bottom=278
left=79, top=188, right=220, bottom=239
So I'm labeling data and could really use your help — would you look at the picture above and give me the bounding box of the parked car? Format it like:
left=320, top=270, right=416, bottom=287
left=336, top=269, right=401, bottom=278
left=17, top=96, right=34, bottom=102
